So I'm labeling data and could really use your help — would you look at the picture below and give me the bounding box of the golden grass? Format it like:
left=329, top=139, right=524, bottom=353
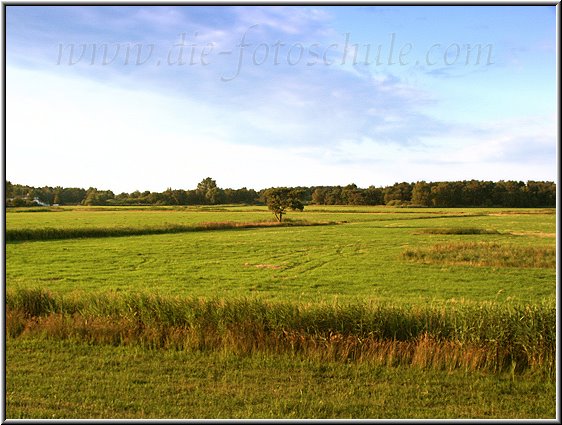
left=509, top=231, right=556, bottom=238
left=5, top=290, right=555, bottom=376
left=7, top=311, right=551, bottom=374
left=402, top=242, right=555, bottom=269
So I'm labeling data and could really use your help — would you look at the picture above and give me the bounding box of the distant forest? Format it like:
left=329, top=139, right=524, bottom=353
left=5, top=178, right=556, bottom=208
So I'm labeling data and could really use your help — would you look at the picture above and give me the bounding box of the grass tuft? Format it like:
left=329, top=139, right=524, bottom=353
left=402, top=242, right=555, bottom=269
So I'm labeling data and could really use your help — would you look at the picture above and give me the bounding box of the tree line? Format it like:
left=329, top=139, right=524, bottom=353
left=5, top=178, right=556, bottom=208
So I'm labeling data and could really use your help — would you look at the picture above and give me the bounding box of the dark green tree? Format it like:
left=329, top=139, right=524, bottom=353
left=311, top=187, right=328, bottom=205
left=525, top=181, right=556, bottom=207
left=383, top=182, right=413, bottom=205
left=411, top=181, right=432, bottom=206
left=262, top=187, right=305, bottom=222
left=82, top=188, right=114, bottom=206
left=196, top=177, right=224, bottom=204
left=462, top=180, right=494, bottom=207
left=61, top=187, right=87, bottom=204
left=12, top=197, right=27, bottom=207
left=342, top=184, right=365, bottom=205
left=430, top=182, right=455, bottom=207
left=364, top=186, right=384, bottom=205
left=326, top=186, right=344, bottom=205
left=6, top=180, right=14, bottom=200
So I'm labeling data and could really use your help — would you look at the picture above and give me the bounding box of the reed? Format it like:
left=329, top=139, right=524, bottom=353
left=6, top=289, right=554, bottom=375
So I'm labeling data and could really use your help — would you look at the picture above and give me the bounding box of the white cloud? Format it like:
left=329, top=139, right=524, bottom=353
left=5, top=66, right=363, bottom=191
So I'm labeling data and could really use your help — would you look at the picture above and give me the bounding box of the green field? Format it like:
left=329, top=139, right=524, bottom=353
left=5, top=205, right=557, bottom=418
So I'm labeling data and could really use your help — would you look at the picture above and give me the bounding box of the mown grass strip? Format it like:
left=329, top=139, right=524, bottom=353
left=5, top=220, right=338, bottom=242
left=402, top=242, right=555, bottom=269
left=6, top=289, right=555, bottom=375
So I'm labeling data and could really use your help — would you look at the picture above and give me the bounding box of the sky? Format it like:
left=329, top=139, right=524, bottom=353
left=5, top=5, right=557, bottom=193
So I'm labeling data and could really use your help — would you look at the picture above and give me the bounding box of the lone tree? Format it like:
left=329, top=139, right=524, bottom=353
left=263, top=187, right=304, bottom=222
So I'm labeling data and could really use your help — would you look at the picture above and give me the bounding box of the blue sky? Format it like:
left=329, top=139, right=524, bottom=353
left=6, top=5, right=556, bottom=192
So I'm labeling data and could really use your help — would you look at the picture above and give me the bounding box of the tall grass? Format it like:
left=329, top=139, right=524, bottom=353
left=6, top=289, right=555, bottom=376
left=402, top=242, right=555, bottom=269
left=5, top=220, right=336, bottom=242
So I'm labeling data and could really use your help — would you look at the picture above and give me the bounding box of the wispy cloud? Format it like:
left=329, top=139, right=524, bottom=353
left=232, top=6, right=332, bottom=36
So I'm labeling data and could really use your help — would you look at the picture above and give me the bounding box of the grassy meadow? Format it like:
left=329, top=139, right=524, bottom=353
left=5, top=205, right=557, bottom=418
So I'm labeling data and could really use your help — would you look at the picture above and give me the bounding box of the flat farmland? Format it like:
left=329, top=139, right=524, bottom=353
left=5, top=205, right=557, bottom=418
left=6, top=206, right=555, bottom=303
